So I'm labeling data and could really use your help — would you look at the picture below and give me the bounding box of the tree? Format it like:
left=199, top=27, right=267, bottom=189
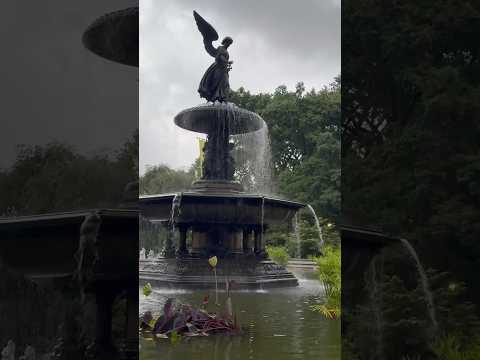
left=140, top=164, right=195, bottom=195
left=231, top=80, right=341, bottom=220
left=0, top=133, right=138, bottom=215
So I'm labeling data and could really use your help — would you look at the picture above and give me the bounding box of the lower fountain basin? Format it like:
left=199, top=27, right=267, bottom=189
left=0, top=209, right=138, bottom=281
left=140, top=257, right=298, bottom=288
left=140, top=192, right=304, bottom=227
left=174, top=103, right=264, bottom=135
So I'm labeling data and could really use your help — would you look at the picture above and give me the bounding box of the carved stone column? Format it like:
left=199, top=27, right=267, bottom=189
left=254, top=226, right=267, bottom=259
left=162, top=224, right=176, bottom=258
left=85, top=288, right=119, bottom=360
left=191, top=228, right=208, bottom=257
left=52, top=301, right=84, bottom=360
left=119, top=287, right=138, bottom=360
left=254, top=226, right=261, bottom=254
left=243, top=228, right=253, bottom=254
left=229, top=228, right=243, bottom=255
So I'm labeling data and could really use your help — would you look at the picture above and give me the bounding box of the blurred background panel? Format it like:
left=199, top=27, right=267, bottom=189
left=0, top=1, right=139, bottom=359
left=342, top=1, right=480, bottom=358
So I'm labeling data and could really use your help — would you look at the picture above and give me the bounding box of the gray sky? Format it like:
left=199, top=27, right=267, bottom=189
left=0, top=0, right=138, bottom=171
left=140, top=0, right=340, bottom=174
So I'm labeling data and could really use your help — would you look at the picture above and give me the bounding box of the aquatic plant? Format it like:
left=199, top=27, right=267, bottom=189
left=208, top=256, right=219, bottom=305
left=142, top=283, right=152, bottom=297
left=140, top=298, right=239, bottom=339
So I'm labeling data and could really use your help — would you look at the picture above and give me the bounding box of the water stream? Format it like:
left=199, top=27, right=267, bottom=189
left=293, top=213, right=301, bottom=258
left=232, top=120, right=274, bottom=194
left=170, top=193, right=182, bottom=231
left=306, top=204, right=325, bottom=248
left=399, top=238, right=438, bottom=333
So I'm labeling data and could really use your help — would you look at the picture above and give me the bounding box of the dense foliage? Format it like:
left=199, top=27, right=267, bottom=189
left=312, top=245, right=341, bottom=319
left=0, top=132, right=138, bottom=215
left=140, top=161, right=198, bottom=195
left=342, top=0, right=480, bottom=358
left=265, top=245, right=289, bottom=266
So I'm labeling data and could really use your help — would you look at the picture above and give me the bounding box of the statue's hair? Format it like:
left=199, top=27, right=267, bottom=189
left=222, top=36, right=233, bottom=45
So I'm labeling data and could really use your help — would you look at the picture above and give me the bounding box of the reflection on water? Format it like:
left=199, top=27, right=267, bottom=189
left=140, top=271, right=340, bottom=360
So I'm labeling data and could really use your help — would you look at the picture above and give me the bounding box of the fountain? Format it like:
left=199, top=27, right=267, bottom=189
left=342, top=225, right=439, bottom=348
left=139, top=11, right=304, bottom=288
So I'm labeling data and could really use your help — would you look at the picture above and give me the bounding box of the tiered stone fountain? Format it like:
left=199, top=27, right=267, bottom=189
left=139, top=106, right=304, bottom=288
left=139, top=12, right=304, bottom=288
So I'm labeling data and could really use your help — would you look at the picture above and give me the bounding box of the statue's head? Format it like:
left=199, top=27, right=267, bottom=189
left=222, top=36, right=233, bottom=48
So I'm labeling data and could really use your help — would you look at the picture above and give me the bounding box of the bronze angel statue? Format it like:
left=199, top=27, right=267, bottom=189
left=194, top=11, right=233, bottom=103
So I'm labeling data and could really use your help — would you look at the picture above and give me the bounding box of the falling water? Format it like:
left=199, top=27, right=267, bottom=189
left=232, top=119, right=274, bottom=194
left=399, top=238, right=438, bottom=333
left=368, top=256, right=384, bottom=360
left=306, top=204, right=325, bottom=248
left=170, top=193, right=182, bottom=232
left=261, top=196, right=265, bottom=247
left=293, top=213, right=301, bottom=258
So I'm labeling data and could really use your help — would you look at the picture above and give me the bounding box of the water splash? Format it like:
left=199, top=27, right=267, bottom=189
left=165, top=193, right=182, bottom=255
left=399, top=238, right=438, bottom=333
left=232, top=120, right=274, bottom=194
left=306, top=204, right=325, bottom=248
left=170, top=193, right=182, bottom=232
left=293, top=213, right=301, bottom=258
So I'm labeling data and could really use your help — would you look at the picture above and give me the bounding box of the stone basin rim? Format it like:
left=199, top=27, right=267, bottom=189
left=174, top=103, right=264, bottom=135
left=140, top=193, right=305, bottom=208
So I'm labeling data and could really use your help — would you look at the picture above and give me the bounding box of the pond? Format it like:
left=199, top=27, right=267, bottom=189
left=139, top=271, right=340, bottom=360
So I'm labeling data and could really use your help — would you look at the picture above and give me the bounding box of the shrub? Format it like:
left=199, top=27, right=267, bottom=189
left=312, top=245, right=341, bottom=319
left=430, top=335, right=480, bottom=360
left=266, top=246, right=290, bottom=266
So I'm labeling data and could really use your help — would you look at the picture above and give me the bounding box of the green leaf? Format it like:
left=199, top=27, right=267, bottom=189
left=143, top=282, right=152, bottom=297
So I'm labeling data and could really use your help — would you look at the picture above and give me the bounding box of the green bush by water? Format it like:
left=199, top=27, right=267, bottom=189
left=312, top=245, right=341, bottom=319
left=265, top=246, right=290, bottom=266
left=266, top=218, right=339, bottom=259
left=429, top=335, right=480, bottom=360
left=399, top=335, right=480, bottom=360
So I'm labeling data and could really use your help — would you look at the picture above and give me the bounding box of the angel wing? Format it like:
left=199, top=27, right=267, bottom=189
left=193, top=10, right=218, bottom=57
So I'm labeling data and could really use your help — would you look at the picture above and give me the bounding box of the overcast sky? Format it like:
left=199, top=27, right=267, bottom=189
left=140, top=0, right=340, bottom=174
left=0, top=0, right=138, bottom=171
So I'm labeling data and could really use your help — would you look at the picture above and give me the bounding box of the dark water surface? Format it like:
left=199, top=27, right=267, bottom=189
left=139, top=272, right=340, bottom=360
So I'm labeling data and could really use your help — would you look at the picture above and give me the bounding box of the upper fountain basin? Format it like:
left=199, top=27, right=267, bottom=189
left=140, top=192, right=304, bottom=227
left=83, top=7, right=139, bottom=67
left=174, top=103, right=264, bottom=135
